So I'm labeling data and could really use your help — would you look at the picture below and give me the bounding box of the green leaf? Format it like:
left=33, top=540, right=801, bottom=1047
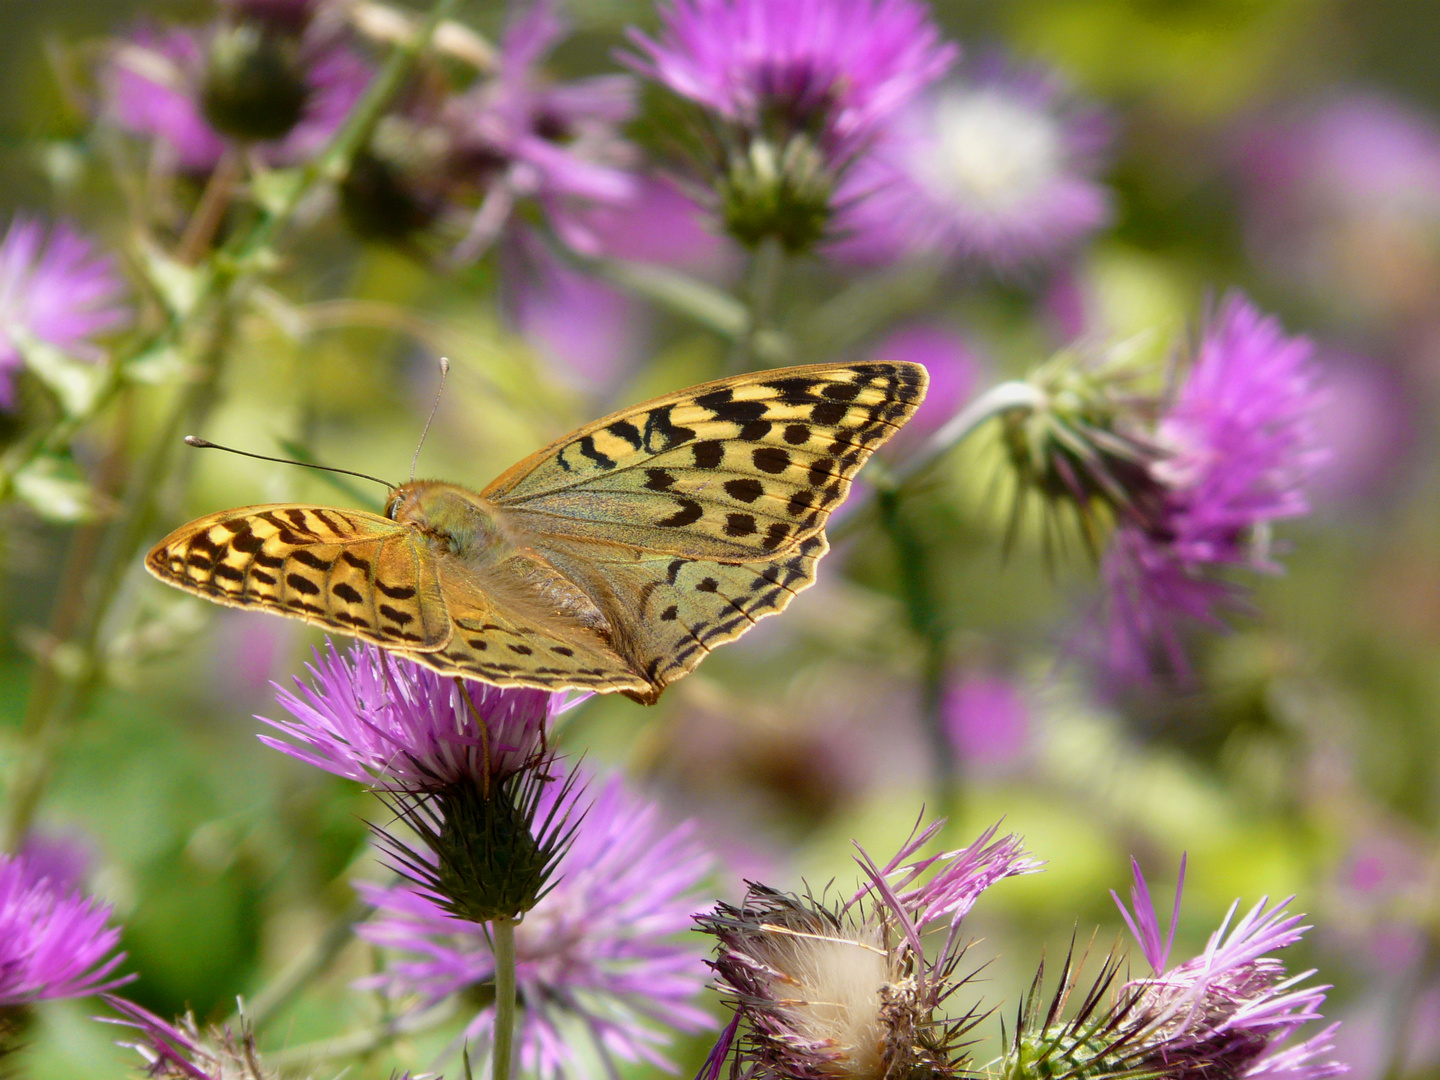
left=12, top=328, right=108, bottom=417
left=10, top=454, right=109, bottom=522
left=137, top=239, right=209, bottom=318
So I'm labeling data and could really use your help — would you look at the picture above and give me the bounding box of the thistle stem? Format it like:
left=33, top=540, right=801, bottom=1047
left=727, top=234, right=785, bottom=372
left=834, top=379, right=1043, bottom=543
left=492, top=916, right=519, bottom=1080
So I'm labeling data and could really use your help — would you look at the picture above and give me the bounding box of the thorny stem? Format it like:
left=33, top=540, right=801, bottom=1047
left=3, top=0, right=459, bottom=850
left=727, top=234, right=784, bottom=372
left=835, top=379, right=1044, bottom=543
left=492, top=917, right=519, bottom=1080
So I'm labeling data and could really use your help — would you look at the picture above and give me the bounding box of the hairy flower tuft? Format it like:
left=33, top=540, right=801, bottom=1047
left=102, top=996, right=278, bottom=1080
left=698, top=821, right=1038, bottom=1080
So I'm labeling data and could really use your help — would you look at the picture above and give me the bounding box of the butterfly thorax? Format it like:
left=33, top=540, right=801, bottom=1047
left=391, top=480, right=614, bottom=637
left=388, top=481, right=517, bottom=557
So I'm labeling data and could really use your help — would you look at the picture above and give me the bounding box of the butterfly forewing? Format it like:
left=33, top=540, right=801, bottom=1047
left=146, top=505, right=451, bottom=651
left=482, top=362, right=927, bottom=559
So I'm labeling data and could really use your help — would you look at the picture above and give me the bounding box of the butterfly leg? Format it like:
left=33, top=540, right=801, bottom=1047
left=455, top=676, right=493, bottom=798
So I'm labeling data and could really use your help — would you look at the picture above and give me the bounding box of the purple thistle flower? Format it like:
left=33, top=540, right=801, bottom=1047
left=1112, top=856, right=1348, bottom=1080
left=833, top=58, right=1113, bottom=271
left=17, top=829, right=94, bottom=894
left=356, top=770, right=715, bottom=1080
left=0, top=851, right=130, bottom=1007
left=260, top=638, right=580, bottom=791
left=101, top=996, right=281, bottom=1080
left=102, top=16, right=371, bottom=173
left=697, top=820, right=1038, bottom=1080
left=1098, top=294, right=1324, bottom=682
left=624, top=0, right=955, bottom=252
left=627, top=0, right=954, bottom=159
left=0, top=215, right=130, bottom=410
left=443, top=0, right=638, bottom=261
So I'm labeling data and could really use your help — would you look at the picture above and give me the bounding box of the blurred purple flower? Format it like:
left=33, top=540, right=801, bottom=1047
left=356, top=771, right=715, bottom=1080
left=0, top=851, right=129, bottom=1006
left=867, top=322, right=982, bottom=449
left=1098, top=294, right=1324, bottom=682
left=627, top=0, right=955, bottom=161
left=1114, top=856, right=1348, bottom=1080
left=943, top=674, right=1029, bottom=767
left=1239, top=92, right=1440, bottom=321
left=260, top=638, right=578, bottom=790
left=102, top=17, right=371, bottom=173
left=17, top=830, right=93, bottom=894
left=579, top=176, right=732, bottom=273
left=698, top=821, right=1037, bottom=1080
left=0, top=215, right=129, bottom=410
left=834, top=59, right=1112, bottom=271
left=625, top=0, right=954, bottom=251
left=445, top=1, right=637, bottom=261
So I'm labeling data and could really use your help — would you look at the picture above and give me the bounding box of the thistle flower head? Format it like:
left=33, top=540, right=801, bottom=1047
left=834, top=57, right=1113, bottom=270
left=624, top=0, right=955, bottom=252
left=0, top=850, right=130, bottom=1008
left=261, top=638, right=579, bottom=791
left=102, top=996, right=277, bottom=1080
left=1110, top=857, right=1349, bottom=1080
left=0, top=215, right=130, bottom=410
left=995, top=341, right=1166, bottom=557
left=103, top=14, right=370, bottom=173
left=344, top=0, right=637, bottom=257
left=1096, top=294, right=1324, bottom=681
left=698, top=821, right=1038, bottom=1080
left=357, top=771, right=715, bottom=1080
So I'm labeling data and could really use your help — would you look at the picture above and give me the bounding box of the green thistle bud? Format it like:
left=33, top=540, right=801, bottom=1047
left=997, top=342, right=1165, bottom=555
left=378, top=764, right=581, bottom=925
left=201, top=24, right=309, bottom=142
left=719, top=135, right=833, bottom=253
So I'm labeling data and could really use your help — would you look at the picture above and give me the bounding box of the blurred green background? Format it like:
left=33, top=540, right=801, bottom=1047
left=3, top=1, right=1440, bottom=1077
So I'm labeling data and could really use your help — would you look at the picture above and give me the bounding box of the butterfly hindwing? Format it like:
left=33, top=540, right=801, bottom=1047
left=482, top=361, right=927, bottom=559
left=145, top=505, right=451, bottom=651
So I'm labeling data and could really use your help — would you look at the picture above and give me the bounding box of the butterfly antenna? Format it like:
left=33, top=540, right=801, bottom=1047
left=183, top=437, right=398, bottom=491
left=411, top=355, right=450, bottom=482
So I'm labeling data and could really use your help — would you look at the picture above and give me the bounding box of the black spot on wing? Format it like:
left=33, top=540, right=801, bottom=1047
left=724, top=478, right=764, bottom=503
left=656, top=499, right=703, bottom=528
left=752, top=447, right=790, bottom=474
left=577, top=435, right=615, bottom=470
left=643, top=405, right=697, bottom=452
left=692, top=441, right=724, bottom=469
left=607, top=419, right=643, bottom=449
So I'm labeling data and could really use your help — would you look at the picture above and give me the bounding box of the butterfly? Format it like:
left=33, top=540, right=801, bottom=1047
left=146, top=361, right=927, bottom=704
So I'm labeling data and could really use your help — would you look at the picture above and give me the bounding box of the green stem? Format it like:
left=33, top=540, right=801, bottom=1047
left=491, top=917, right=518, bottom=1080
left=3, top=0, right=458, bottom=849
left=727, top=234, right=784, bottom=372
left=834, top=379, right=1043, bottom=543
left=538, top=230, right=792, bottom=364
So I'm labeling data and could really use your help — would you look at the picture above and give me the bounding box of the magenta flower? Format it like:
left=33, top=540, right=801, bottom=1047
left=102, top=17, right=371, bottom=173
left=356, top=771, right=715, bottom=1080
left=261, top=638, right=579, bottom=791
left=834, top=58, right=1112, bottom=271
left=0, top=216, right=129, bottom=410
left=625, top=0, right=955, bottom=251
left=1098, top=294, right=1324, bottom=681
left=627, top=0, right=954, bottom=159
left=697, top=821, right=1038, bottom=1080
left=444, top=0, right=638, bottom=261
left=0, top=851, right=129, bottom=1006
left=1112, top=856, right=1348, bottom=1080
